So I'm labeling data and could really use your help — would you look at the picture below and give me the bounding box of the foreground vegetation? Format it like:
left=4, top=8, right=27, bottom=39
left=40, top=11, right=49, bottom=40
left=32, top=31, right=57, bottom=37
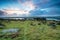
left=0, top=20, right=60, bottom=40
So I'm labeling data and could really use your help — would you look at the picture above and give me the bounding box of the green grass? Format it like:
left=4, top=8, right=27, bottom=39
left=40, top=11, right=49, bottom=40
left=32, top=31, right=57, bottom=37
left=0, top=20, right=60, bottom=40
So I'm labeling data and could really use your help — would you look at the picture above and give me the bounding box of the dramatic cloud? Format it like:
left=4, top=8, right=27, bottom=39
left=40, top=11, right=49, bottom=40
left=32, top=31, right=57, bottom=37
left=18, top=0, right=36, bottom=13
left=32, top=0, right=60, bottom=8
left=3, top=8, right=29, bottom=14
left=0, top=0, right=60, bottom=17
left=0, top=0, right=36, bottom=16
left=30, top=7, right=60, bottom=17
left=0, top=10, right=7, bottom=16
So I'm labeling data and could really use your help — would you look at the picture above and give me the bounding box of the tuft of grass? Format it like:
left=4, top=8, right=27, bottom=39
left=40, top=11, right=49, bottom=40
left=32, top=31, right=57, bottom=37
left=0, top=20, right=60, bottom=40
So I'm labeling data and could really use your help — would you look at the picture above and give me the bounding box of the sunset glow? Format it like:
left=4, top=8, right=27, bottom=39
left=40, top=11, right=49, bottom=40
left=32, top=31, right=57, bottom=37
left=4, top=9, right=29, bottom=15
left=0, top=0, right=60, bottom=17
left=22, top=1, right=35, bottom=11
left=2, top=0, right=36, bottom=16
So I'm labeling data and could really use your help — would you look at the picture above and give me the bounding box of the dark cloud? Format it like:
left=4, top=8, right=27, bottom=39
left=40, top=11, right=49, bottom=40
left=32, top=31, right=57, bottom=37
left=51, top=2, right=60, bottom=7
left=30, top=7, right=60, bottom=16
left=29, top=0, right=60, bottom=17
left=29, top=9, right=44, bottom=16
left=0, top=10, right=5, bottom=16
left=33, top=0, right=60, bottom=8
left=44, top=8, right=60, bottom=16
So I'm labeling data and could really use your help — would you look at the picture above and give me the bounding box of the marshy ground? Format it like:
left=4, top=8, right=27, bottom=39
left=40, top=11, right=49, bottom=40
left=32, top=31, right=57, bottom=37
left=0, top=20, right=60, bottom=40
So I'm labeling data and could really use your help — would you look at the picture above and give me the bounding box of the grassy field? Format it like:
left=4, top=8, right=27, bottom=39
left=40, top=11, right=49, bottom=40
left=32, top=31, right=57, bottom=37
left=0, top=20, right=60, bottom=40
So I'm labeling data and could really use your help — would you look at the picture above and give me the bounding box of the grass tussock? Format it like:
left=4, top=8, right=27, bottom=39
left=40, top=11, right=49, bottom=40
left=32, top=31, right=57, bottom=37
left=0, top=20, right=60, bottom=40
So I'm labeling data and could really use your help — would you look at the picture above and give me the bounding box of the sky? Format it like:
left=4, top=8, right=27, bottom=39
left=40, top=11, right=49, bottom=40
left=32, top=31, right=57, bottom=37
left=0, top=0, right=60, bottom=17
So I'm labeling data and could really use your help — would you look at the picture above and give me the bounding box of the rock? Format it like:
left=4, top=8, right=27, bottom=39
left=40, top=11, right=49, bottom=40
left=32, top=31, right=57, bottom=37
left=48, top=22, right=56, bottom=29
